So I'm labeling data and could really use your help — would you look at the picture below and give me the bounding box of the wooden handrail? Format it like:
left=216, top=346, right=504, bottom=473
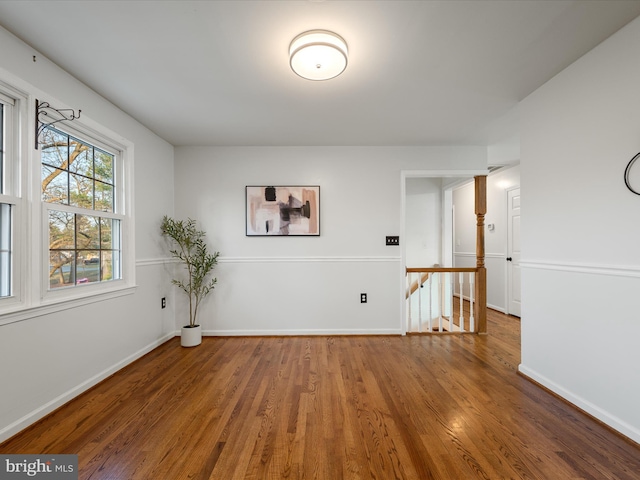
left=406, top=267, right=478, bottom=273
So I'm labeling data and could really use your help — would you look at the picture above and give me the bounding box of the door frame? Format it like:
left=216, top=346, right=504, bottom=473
left=400, top=169, right=488, bottom=334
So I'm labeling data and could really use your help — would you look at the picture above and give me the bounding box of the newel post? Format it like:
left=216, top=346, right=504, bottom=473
left=474, top=175, right=487, bottom=334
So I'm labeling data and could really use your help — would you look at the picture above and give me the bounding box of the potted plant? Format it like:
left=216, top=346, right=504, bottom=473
left=161, top=215, right=219, bottom=347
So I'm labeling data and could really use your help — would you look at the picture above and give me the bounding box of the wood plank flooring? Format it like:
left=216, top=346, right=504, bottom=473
left=2, top=310, right=639, bottom=479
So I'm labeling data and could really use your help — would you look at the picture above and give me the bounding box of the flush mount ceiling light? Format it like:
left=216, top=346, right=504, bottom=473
left=289, top=30, right=348, bottom=81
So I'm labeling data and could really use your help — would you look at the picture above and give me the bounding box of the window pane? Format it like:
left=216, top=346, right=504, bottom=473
left=0, top=251, right=9, bottom=297
left=100, top=217, right=117, bottom=249
left=49, top=210, right=75, bottom=250
left=94, top=149, right=113, bottom=184
left=49, top=250, right=75, bottom=288
left=0, top=203, right=10, bottom=250
left=42, top=165, right=69, bottom=204
left=0, top=203, right=11, bottom=297
left=76, top=214, right=99, bottom=249
left=69, top=138, right=93, bottom=177
left=101, top=250, right=113, bottom=281
left=77, top=251, right=99, bottom=284
left=111, top=248, right=121, bottom=280
left=95, top=181, right=114, bottom=212
left=70, top=173, right=94, bottom=209
left=41, top=128, right=69, bottom=169
left=0, top=103, right=4, bottom=193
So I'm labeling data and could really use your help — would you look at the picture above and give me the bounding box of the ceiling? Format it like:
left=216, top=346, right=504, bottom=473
left=1, top=0, right=639, bottom=147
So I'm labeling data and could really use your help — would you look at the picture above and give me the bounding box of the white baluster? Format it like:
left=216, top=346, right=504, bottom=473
left=426, top=274, right=432, bottom=332
left=459, top=272, right=465, bottom=332
left=438, top=272, right=444, bottom=332
left=469, top=272, right=475, bottom=332
left=407, top=272, right=412, bottom=332
left=417, top=272, right=422, bottom=334
left=446, top=272, right=455, bottom=332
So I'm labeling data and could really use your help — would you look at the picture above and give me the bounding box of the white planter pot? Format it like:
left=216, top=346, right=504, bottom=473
left=181, top=324, right=202, bottom=347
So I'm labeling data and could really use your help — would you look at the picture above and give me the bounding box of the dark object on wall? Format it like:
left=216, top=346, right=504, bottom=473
left=265, top=186, right=277, bottom=201
left=624, top=152, right=640, bottom=195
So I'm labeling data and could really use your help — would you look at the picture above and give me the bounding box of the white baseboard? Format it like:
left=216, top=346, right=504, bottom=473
left=487, top=303, right=506, bottom=314
left=175, top=329, right=403, bottom=336
left=0, top=332, right=175, bottom=444
left=518, top=364, right=640, bottom=445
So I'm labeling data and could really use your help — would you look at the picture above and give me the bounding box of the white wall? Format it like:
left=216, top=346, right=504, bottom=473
left=405, top=177, right=442, bottom=267
left=452, top=164, right=520, bottom=312
left=174, top=146, right=486, bottom=335
left=0, top=27, right=175, bottom=441
left=519, top=17, right=640, bottom=443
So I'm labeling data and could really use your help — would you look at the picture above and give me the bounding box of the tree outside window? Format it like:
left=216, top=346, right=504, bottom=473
left=41, top=126, right=121, bottom=289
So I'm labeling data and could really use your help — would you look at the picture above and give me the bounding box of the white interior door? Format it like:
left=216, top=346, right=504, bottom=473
left=507, top=187, right=521, bottom=317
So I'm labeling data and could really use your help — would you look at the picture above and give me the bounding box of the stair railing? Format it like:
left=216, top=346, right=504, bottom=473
left=406, top=267, right=479, bottom=333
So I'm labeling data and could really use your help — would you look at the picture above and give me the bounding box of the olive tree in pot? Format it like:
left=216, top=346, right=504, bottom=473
left=161, top=215, right=219, bottom=347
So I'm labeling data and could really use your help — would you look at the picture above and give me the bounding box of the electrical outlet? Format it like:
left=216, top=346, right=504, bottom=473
left=386, top=236, right=399, bottom=246
left=361, top=293, right=367, bottom=303
left=161, top=297, right=166, bottom=309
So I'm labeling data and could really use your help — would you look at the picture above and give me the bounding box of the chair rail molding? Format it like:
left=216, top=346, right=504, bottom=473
left=520, top=260, right=640, bottom=278
left=220, top=256, right=401, bottom=264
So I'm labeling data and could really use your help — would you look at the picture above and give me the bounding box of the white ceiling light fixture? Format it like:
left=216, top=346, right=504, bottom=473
left=289, top=30, right=348, bottom=81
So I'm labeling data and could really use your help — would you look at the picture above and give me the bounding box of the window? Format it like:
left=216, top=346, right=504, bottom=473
left=1, top=102, right=4, bottom=188
left=41, top=126, right=122, bottom=289
left=0, top=203, right=10, bottom=297
left=0, top=77, right=132, bottom=321
left=0, top=93, right=16, bottom=299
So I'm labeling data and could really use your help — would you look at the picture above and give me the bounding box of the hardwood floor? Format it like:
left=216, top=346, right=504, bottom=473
left=2, top=310, right=639, bottom=479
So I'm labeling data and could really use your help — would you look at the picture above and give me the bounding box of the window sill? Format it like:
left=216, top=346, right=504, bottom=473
left=0, top=283, right=137, bottom=327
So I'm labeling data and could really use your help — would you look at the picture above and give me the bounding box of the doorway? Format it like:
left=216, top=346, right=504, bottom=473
left=401, top=170, right=486, bottom=333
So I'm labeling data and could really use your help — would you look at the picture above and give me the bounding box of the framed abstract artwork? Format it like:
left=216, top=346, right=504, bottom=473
left=246, top=186, right=320, bottom=236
